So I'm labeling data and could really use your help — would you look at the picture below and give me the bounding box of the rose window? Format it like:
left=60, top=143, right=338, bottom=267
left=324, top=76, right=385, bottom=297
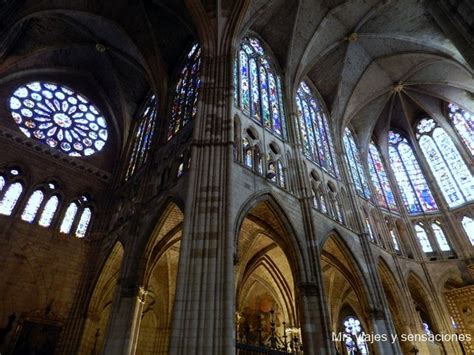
left=8, top=81, right=108, bottom=157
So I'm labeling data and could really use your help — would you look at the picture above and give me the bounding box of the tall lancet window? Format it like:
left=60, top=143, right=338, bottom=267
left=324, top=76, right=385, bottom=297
left=447, top=103, right=473, bottom=155
left=367, top=142, right=397, bottom=211
left=296, top=81, right=339, bottom=177
left=125, top=93, right=158, bottom=180
left=234, top=37, right=285, bottom=137
left=461, top=216, right=474, bottom=245
left=343, top=128, right=371, bottom=198
left=416, top=118, right=473, bottom=208
left=168, top=43, right=201, bottom=140
left=388, top=131, right=438, bottom=214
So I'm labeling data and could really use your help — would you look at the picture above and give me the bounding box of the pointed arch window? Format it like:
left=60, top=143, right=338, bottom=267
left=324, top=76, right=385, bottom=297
left=416, top=118, right=473, bottom=208
left=75, top=207, right=92, bottom=238
left=125, top=93, right=158, bottom=180
left=431, top=222, right=450, bottom=251
left=59, top=195, right=93, bottom=237
left=235, top=37, right=285, bottom=136
left=368, top=142, right=397, bottom=211
left=168, top=43, right=201, bottom=139
left=343, top=128, right=371, bottom=198
left=21, top=190, right=44, bottom=223
left=390, top=230, right=400, bottom=251
left=388, top=131, right=438, bottom=214
left=296, top=81, right=339, bottom=177
left=342, top=316, right=369, bottom=354
left=60, top=202, right=78, bottom=234
left=0, top=182, right=23, bottom=216
left=38, top=195, right=59, bottom=227
left=415, top=224, right=433, bottom=253
left=447, top=103, right=473, bottom=155
left=461, top=216, right=474, bottom=245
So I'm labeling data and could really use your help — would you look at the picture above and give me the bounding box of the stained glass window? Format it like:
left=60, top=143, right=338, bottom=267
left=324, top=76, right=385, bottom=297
left=125, top=94, right=158, bottom=180
left=368, top=142, right=397, bottom=211
left=343, top=128, right=371, bottom=198
left=415, top=224, right=433, bottom=253
left=21, top=190, right=44, bottom=223
left=296, top=81, right=339, bottom=177
left=0, top=182, right=23, bottom=216
left=60, top=202, right=78, bottom=234
left=9, top=81, right=108, bottom=156
left=447, top=103, right=474, bottom=155
left=168, top=43, right=201, bottom=139
left=416, top=118, right=473, bottom=208
left=75, top=207, right=92, bottom=238
left=243, top=138, right=254, bottom=169
left=320, top=193, right=328, bottom=214
left=366, top=217, right=375, bottom=241
left=390, top=230, right=400, bottom=251
left=342, top=316, right=369, bottom=354
left=388, top=131, right=438, bottom=214
left=432, top=223, right=450, bottom=251
left=235, top=37, right=285, bottom=136
left=0, top=176, right=5, bottom=191
left=461, top=216, right=474, bottom=245
left=38, top=195, right=59, bottom=227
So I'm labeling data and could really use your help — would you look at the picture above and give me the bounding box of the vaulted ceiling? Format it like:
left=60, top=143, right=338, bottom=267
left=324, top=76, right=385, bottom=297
left=241, top=0, right=473, bottom=148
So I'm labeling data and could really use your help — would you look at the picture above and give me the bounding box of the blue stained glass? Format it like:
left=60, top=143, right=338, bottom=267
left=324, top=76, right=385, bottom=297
left=239, top=50, right=250, bottom=112
left=259, top=65, right=270, bottom=126
left=233, top=59, right=238, bottom=104
left=297, top=81, right=338, bottom=178
left=389, top=130, right=437, bottom=214
left=303, top=102, right=318, bottom=163
left=235, top=37, right=284, bottom=136
left=168, top=43, right=201, bottom=139
left=448, top=103, right=474, bottom=155
left=296, top=97, right=311, bottom=155
left=344, top=128, right=370, bottom=198
left=249, top=58, right=260, bottom=121
left=368, top=142, right=397, bottom=210
left=126, top=94, right=157, bottom=180
left=268, top=73, right=282, bottom=135
left=9, top=81, right=108, bottom=156
left=389, top=146, right=422, bottom=213
left=398, top=142, right=437, bottom=211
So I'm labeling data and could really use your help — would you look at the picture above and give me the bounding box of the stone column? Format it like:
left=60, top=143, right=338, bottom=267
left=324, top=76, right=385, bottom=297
left=167, top=49, right=235, bottom=353
left=101, top=285, right=147, bottom=354
left=298, top=282, right=336, bottom=355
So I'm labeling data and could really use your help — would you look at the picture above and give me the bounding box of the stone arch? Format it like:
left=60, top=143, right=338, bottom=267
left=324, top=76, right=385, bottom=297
left=134, top=201, right=184, bottom=354
left=406, top=273, right=447, bottom=354
left=234, top=192, right=307, bottom=348
left=79, top=241, right=124, bottom=354
left=377, top=258, right=413, bottom=353
left=321, top=232, right=374, bottom=343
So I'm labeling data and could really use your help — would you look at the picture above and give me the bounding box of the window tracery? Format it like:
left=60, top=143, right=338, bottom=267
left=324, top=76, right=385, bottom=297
left=125, top=93, right=158, bottom=180
left=342, top=316, right=369, bottom=354
left=388, top=131, right=438, bottom=214
left=447, top=103, right=473, bottom=155
left=60, top=195, right=93, bottom=238
left=235, top=37, right=285, bottom=137
left=9, top=81, right=108, bottom=156
left=368, top=142, right=397, bottom=211
left=416, top=118, right=473, bottom=208
left=21, top=190, right=44, bottom=223
left=343, top=128, right=371, bottom=199
left=296, top=81, right=339, bottom=177
left=168, top=43, right=201, bottom=139
left=431, top=222, right=450, bottom=252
